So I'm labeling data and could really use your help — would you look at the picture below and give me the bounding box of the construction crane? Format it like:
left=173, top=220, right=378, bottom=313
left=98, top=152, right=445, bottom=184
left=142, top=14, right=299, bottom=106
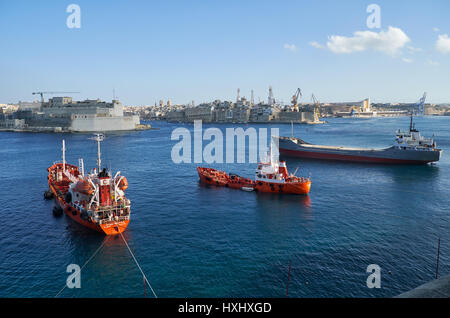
left=416, top=92, right=427, bottom=115
left=291, top=88, right=302, bottom=112
left=32, top=91, right=80, bottom=103
left=311, top=93, right=321, bottom=117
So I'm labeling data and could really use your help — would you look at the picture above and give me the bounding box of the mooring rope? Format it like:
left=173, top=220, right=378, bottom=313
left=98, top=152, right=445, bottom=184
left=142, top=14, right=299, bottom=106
left=54, top=235, right=110, bottom=297
left=119, top=231, right=158, bottom=298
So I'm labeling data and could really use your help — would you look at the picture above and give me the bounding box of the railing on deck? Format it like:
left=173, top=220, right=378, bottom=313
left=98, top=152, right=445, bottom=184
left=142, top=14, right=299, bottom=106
left=98, top=215, right=130, bottom=225
left=93, top=203, right=131, bottom=225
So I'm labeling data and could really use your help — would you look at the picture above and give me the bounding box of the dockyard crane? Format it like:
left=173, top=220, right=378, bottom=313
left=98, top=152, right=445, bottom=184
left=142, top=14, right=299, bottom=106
left=32, top=91, right=80, bottom=103
left=311, top=93, right=321, bottom=117
left=291, top=88, right=302, bottom=112
left=416, top=92, right=427, bottom=116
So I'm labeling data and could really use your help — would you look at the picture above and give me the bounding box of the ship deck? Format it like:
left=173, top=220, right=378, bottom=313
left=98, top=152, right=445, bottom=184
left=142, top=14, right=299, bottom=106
left=297, top=143, right=378, bottom=152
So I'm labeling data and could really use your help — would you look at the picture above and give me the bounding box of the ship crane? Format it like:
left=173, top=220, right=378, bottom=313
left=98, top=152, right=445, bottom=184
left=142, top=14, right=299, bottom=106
left=291, top=88, right=302, bottom=112
left=32, top=91, right=80, bottom=103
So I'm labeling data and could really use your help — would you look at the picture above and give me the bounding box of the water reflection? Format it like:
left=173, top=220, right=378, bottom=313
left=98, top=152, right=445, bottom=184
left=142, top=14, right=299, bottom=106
left=63, top=216, right=129, bottom=260
left=383, top=164, right=440, bottom=183
left=253, top=192, right=314, bottom=242
left=255, top=192, right=312, bottom=214
left=281, top=155, right=441, bottom=183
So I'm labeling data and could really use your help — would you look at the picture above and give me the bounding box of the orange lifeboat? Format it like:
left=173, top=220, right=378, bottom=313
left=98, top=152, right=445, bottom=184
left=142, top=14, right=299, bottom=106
left=116, top=176, right=128, bottom=191
left=73, top=180, right=94, bottom=196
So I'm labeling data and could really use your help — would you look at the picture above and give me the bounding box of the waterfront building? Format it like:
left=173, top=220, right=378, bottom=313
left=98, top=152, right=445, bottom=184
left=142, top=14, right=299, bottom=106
left=249, top=103, right=277, bottom=122
left=212, top=100, right=233, bottom=122
left=276, top=110, right=311, bottom=123
left=0, top=118, right=25, bottom=129
left=1, top=97, right=143, bottom=132
left=17, top=101, right=41, bottom=111
left=40, top=97, right=141, bottom=131
left=166, top=109, right=186, bottom=122
left=184, top=104, right=214, bottom=122
left=231, top=105, right=251, bottom=123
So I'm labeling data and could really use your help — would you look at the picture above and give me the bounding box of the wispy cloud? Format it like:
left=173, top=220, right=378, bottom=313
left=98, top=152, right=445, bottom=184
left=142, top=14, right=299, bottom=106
left=283, top=43, right=297, bottom=52
left=309, top=41, right=324, bottom=49
left=402, top=58, right=413, bottom=63
left=324, top=26, right=410, bottom=56
left=433, top=27, right=440, bottom=33
left=426, top=59, right=439, bottom=66
left=436, top=34, right=450, bottom=54
left=406, top=46, right=422, bottom=54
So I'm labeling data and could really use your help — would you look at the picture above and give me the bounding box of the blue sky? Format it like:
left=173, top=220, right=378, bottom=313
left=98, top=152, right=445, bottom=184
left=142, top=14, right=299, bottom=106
left=0, top=0, right=449, bottom=104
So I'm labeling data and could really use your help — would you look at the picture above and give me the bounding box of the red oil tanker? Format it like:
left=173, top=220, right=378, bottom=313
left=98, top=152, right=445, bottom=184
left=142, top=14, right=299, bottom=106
left=46, top=134, right=131, bottom=235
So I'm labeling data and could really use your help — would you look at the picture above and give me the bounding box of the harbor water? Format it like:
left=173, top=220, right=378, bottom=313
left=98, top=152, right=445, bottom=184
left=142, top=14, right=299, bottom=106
left=0, top=117, right=449, bottom=297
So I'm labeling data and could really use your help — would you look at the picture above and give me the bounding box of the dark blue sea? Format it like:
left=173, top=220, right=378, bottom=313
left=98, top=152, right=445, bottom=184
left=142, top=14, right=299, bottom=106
left=0, top=117, right=449, bottom=297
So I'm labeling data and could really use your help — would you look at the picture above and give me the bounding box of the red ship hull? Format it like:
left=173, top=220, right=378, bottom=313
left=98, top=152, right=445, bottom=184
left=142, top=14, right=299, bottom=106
left=197, top=167, right=254, bottom=188
left=279, top=148, right=427, bottom=164
left=48, top=163, right=129, bottom=235
left=254, top=179, right=311, bottom=194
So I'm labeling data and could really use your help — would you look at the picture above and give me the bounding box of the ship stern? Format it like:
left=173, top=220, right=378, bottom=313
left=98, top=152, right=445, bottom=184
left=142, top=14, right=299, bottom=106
left=100, top=220, right=130, bottom=235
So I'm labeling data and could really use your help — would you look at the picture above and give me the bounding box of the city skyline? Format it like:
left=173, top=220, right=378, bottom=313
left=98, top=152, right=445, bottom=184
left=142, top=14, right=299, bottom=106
left=1, top=0, right=449, bottom=104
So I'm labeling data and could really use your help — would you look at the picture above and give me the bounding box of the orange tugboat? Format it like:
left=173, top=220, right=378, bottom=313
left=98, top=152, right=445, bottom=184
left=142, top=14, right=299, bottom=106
left=46, top=134, right=131, bottom=235
left=197, top=157, right=311, bottom=195
left=253, top=160, right=311, bottom=194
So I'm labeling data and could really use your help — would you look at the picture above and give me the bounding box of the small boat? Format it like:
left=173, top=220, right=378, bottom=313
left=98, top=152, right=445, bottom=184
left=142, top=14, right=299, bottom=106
left=47, top=134, right=131, bottom=235
left=197, top=157, right=311, bottom=195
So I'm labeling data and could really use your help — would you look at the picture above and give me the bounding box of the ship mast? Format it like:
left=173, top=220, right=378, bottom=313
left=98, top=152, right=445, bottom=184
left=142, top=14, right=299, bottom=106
left=62, top=140, right=66, bottom=172
left=91, top=134, right=104, bottom=173
left=409, top=113, right=413, bottom=132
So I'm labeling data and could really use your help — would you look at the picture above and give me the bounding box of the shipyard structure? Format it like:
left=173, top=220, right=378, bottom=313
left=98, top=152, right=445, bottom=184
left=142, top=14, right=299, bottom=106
left=164, top=100, right=320, bottom=124
left=134, top=90, right=443, bottom=122
left=0, top=97, right=147, bottom=132
left=163, top=88, right=323, bottom=124
left=125, top=87, right=322, bottom=124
